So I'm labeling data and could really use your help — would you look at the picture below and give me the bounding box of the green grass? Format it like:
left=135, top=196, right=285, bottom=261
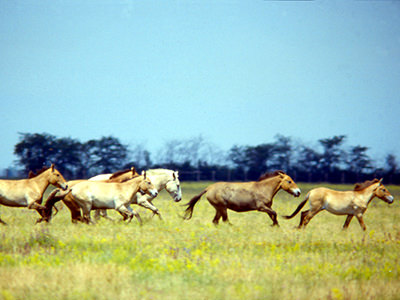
left=0, top=182, right=399, bottom=300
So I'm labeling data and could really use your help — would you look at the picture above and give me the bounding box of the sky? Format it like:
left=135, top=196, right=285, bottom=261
left=1, top=0, right=400, bottom=171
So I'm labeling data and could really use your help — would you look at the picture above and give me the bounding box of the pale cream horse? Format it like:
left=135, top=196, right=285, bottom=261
left=47, top=171, right=157, bottom=224
left=0, top=164, right=68, bottom=224
left=284, top=179, right=394, bottom=230
left=184, top=170, right=301, bottom=226
left=92, top=169, right=182, bottom=221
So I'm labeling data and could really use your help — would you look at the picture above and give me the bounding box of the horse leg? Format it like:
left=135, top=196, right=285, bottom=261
left=28, top=202, right=48, bottom=224
left=116, top=206, right=141, bottom=225
left=355, top=214, right=367, bottom=231
left=342, top=215, right=354, bottom=230
left=80, top=204, right=94, bottom=224
left=93, top=209, right=113, bottom=221
left=137, top=196, right=162, bottom=219
left=126, top=205, right=142, bottom=224
left=298, top=210, right=310, bottom=228
left=212, top=210, right=222, bottom=225
left=300, top=209, right=321, bottom=229
left=93, top=209, right=101, bottom=221
left=220, top=207, right=230, bottom=224
left=61, top=197, right=83, bottom=223
left=257, top=204, right=279, bottom=226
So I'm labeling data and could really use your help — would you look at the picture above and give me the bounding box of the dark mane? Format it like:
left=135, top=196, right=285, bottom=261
left=28, top=166, right=50, bottom=178
left=258, top=170, right=286, bottom=181
left=109, top=169, right=131, bottom=179
left=353, top=179, right=380, bottom=191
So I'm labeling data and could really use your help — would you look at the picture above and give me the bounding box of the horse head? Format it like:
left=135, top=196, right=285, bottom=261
left=139, top=171, right=158, bottom=198
left=374, top=179, right=394, bottom=204
left=279, top=173, right=301, bottom=197
left=48, top=164, right=68, bottom=191
left=165, top=171, right=182, bottom=202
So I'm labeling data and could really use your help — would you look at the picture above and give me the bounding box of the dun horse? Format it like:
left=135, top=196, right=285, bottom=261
left=283, top=179, right=394, bottom=230
left=0, top=164, right=68, bottom=224
left=94, top=168, right=182, bottom=221
left=46, top=171, right=157, bottom=224
left=43, top=167, right=140, bottom=223
left=184, top=170, right=300, bottom=225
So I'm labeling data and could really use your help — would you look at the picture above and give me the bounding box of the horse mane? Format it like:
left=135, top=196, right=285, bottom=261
left=353, top=179, right=380, bottom=191
left=109, top=169, right=131, bottom=179
left=28, top=166, right=50, bottom=178
left=258, top=170, right=286, bottom=181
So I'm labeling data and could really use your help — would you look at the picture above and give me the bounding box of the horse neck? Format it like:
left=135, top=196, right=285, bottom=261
left=147, top=171, right=171, bottom=191
left=257, top=176, right=282, bottom=199
left=125, top=176, right=144, bottom=194
left=356, top=183, right=379, bottom=206
left=29, top=169, right=52, bottom=194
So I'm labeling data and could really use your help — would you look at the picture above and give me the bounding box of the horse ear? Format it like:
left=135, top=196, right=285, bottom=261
left=51, top=164, right=55, bottom=171
left=379, top=178, right=383, bottom=185
left=173, top=172, right=176, bottom=180
left=131, top=166, right=136, bottom=174
left=142, top=170, right=146, bottom=179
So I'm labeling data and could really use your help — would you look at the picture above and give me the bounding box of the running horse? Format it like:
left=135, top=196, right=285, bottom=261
left=46, top=171, right=158, bottom=224
left=183, top=170, right=301, bottom=226
left=283, top=179, right=394, bottom=230
left=0, top=164, right=68, bottom=224
left=42, top=167, right=140, bottom=223
left=93, top=168, right=182, bottom=221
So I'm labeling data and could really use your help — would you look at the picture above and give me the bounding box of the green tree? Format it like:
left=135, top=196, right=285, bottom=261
left=84, top=136, right=129, bottom=175
left=319, top=135, right=346, bottom=181
left=347, top=145, right=373, bottom=179
left=14, top=133, right=58, bottom=174
left=271, top=134, right=293, bottom=172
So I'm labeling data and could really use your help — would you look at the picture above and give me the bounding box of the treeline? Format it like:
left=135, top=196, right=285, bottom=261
left=9, top=133, right=400, bottom=184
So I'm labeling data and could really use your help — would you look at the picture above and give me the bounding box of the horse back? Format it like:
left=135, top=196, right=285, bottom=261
left=207, top=181, right=259, bottom=211
left=309, top=187, right=357, bottom=214
left=0, top=179, right=36, bottom=207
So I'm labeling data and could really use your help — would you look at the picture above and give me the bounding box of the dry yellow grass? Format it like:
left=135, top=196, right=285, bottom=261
left=0, top=182, right=399, bottom=300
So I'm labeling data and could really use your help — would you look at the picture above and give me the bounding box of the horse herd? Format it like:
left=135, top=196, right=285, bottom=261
left=0, top=165, right=395, bottom=231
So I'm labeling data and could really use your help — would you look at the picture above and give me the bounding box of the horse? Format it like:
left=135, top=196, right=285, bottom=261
left=93, top=169, right=182, bottom=220
left=0, top=164, right=68, bottom=224
left=183, top=170, right=301, bottom=226
left=283, top=179, right=394, bottom=231
left=42, top=167, right=140, bottom=223
left=46, top=171, right=157, bottom=224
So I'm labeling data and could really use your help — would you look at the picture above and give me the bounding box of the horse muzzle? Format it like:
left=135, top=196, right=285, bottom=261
left=60, top=183, right=68, bottom=191
left=292, top=188, right=301, bottom=197
left=174, top=195, right=182, bottom=202
left=386, top=195, right=394, bottom=204
left=150, top=190, right=158, bottom=198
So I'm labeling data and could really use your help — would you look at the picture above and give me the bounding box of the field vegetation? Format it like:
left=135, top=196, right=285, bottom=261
left=0, top=182, right=399, bottom=300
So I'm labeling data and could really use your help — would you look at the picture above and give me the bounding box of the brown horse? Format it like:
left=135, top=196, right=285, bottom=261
left=42, top=167, right=139, bottom=223
left=183, top=171, right=301, bottom=226
left=283, top=179, right=394, bottom=231
left=0, top=164, right=68, bottom=224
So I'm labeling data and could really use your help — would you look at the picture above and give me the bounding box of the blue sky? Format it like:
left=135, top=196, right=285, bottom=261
left=1, top=1, right=400, bottom=170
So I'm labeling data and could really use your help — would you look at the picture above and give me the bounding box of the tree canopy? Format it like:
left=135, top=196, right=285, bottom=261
left=11, top=132, right=400, bottom=184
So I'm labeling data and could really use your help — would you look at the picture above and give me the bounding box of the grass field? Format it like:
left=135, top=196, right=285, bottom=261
left=0, top=182, right=399, bottom=300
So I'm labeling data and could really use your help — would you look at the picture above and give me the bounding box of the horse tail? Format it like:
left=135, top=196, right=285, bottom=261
left=283, top=194, right=309, bottom=219
left=183, top=189, right=207, bottom=220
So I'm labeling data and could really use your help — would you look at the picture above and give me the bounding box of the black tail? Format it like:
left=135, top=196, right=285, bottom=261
left=283, top=194, right=309, bottom=219
left=183, top=189, right=207, bottom=220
